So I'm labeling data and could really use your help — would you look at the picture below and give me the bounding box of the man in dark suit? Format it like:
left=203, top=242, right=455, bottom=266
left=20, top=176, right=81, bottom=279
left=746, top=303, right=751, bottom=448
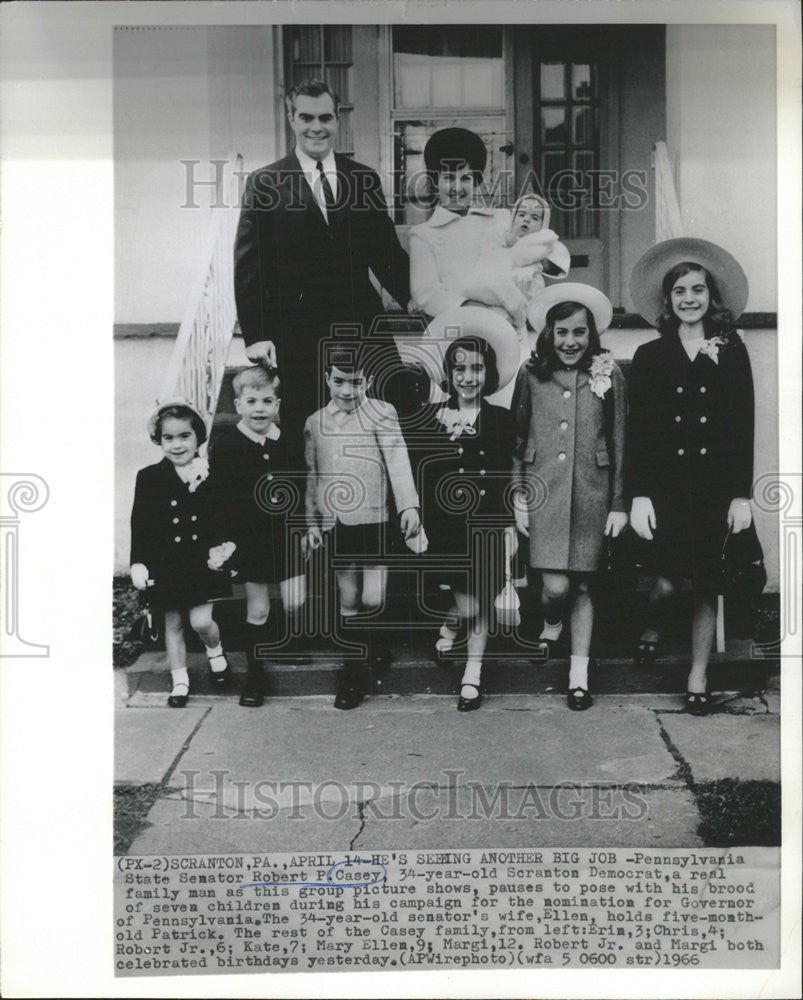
left=234, top=78, right=411, bottom=469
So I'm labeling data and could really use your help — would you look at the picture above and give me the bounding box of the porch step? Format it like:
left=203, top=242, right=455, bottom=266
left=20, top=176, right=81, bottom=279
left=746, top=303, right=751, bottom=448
left=124, top=638, right=776, bottom=700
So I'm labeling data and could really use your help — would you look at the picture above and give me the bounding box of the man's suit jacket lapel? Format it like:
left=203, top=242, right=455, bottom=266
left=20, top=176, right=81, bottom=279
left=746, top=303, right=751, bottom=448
left=279, top=151, right=329, bottom=232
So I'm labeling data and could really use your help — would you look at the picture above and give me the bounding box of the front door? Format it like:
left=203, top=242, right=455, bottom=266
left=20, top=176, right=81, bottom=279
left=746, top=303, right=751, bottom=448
left=513, top=26, right=623, bottom=298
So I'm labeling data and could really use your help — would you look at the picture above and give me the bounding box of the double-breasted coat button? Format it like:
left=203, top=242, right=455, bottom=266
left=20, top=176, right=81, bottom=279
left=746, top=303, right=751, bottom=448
left=170, top=500, right=178, bottom=507
left=677, top=448, right=685, bottom=456
left=560, top=420, right=568, bottom=429
left=192, top=534, right=198, bottom=540
left=563, top=390, right=571, bottom=398
left=191, top=514, right=197, bottom=521
left=479, top=489, right=486, bottom=497
left=479, top=450, right=485, bottom=456
left=266, top=474, right=273, bottom=481
left=174, top=535, right=181, bottom=542
left=263, top=454, right=270, bottom=460
left=700, top=416, right=707, bottom=423
left=558, top=452, right=566, bottom=461
left=700, top=386, right=707, bottom=393
left=479, top=469, right=486, bottom=476
left=458, top=467, right=465, bottom=474
left=172, top=517, right=179, bottom=524
left=676, top=386, right=684, bottom=393
left=675, top=415, right=682, bottom=422
left=700, top=447, right=707, bottom=455
left=457, top=447, right=464, bottom=455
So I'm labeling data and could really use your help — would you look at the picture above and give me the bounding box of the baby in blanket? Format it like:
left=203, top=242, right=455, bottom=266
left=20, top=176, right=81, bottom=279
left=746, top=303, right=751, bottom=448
left=461, top=194, right=570, bottom=331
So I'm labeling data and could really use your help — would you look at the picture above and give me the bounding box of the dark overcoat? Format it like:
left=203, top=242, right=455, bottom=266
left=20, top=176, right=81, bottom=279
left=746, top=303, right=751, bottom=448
left=511, top=359, right=627, bottom=572
left=416, top=401, right=516, bottom=597
left=233, top=152, right=411, bottom=466
left=208, top=426, right=301, bottom=584
left=626, top=330, right=754, bottom=584
left=130, top=458, right=231, bottom=610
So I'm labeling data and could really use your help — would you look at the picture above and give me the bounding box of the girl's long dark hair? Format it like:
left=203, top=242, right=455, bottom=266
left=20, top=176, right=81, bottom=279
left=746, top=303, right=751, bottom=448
left=657, top=262, right=739, bottom=345
left=441, top=336, right=500, bottom=403
left=526, top=301, right=602, bottom=381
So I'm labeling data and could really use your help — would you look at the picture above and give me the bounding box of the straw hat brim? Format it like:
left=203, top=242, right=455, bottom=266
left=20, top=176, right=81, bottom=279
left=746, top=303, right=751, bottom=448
left=527, top=282, right=613, bottom=335
left=629, top=237, right=749, bottom=327
left=421, top=306, right=521, bottom=392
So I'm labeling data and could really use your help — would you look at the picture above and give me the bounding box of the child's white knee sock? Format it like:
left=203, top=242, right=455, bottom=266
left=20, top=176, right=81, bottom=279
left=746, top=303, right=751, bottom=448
left=205, top=643, right=227, bottom=673
left=170, top=667, right=190, bottom=694
left=568, top=655, right=589, bottom=690
left=461, top=658, right=482, bottom=691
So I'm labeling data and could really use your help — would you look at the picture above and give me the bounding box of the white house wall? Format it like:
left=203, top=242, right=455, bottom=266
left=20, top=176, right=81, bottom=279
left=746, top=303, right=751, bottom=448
left=114, top=25, right=280, bottom=325
left=666, top=24, right=776, bottom=311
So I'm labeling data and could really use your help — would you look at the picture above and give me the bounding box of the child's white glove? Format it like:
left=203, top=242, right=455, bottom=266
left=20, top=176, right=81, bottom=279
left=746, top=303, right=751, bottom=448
left=727, top=498, right=752, bottom=534
left=130, top=563, right=151, bottom=590
left=604, top=512, right=629, bottom=538
left=630, top=497, right=656, bottom=540
left=208, top=541, right=236, bottom=571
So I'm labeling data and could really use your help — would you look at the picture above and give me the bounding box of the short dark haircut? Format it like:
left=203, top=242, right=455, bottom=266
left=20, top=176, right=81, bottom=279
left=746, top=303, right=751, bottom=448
left=285, top=77, right=340, bottom=117
left=232, top=365, right=281, bottom=398
left=441, top=336, right=500, bottom=400
left=527, top=301, right=601, bottom=381
left=658, top=261, right=736, bottom=341
left=151, top=405, right=207, bottom=446
left=325, top=346, right=368, bottom=377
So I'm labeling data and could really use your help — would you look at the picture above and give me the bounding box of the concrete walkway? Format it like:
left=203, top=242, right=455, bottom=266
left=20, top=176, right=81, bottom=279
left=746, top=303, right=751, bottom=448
left=115, top=686, right=780, bottom=855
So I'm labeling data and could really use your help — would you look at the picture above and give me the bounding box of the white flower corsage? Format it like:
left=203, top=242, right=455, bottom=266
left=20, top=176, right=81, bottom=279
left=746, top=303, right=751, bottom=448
left=588, top=353, right=614, bottom=399
left=436, top=406, right=478, bottom=440
left=698, top=337, right=724, bottom=364
left=185, top=456, right=210, bottom=493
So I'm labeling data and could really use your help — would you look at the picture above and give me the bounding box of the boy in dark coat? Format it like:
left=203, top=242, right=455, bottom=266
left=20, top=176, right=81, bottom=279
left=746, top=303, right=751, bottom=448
left=209, top=367, right=306, bottom=707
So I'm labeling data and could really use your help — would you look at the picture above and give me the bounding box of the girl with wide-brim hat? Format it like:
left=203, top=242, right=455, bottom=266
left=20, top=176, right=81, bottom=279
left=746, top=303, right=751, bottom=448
left=415, top=306, right=519, bottom=711
left=512, top=284, right=628, bottom=712
left=627, top=238, right=754, bottom=716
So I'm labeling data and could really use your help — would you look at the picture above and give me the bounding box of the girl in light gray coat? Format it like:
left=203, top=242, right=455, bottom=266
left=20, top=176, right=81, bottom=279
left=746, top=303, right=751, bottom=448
left=512, top=284, right=628, bottom=710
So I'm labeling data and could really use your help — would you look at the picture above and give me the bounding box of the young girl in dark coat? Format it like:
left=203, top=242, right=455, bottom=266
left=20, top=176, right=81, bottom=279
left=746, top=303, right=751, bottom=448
left=130, top=401, right=231, bottom=707
left=628, top=239, right=754, bottom=715
left=418, top=307, right=519, bottom=711
left=512, top=284, right=628, bottom=710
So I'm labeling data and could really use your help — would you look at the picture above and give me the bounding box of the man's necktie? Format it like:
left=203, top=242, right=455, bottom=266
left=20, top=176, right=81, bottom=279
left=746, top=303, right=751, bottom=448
left=315, top=160, right=336, bottom=221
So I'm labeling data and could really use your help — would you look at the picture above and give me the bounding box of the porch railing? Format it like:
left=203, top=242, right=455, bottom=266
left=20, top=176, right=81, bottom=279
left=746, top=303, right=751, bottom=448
left=653, top=140, right=684, bottom=241
left=159, top=154, right=244, bottom=436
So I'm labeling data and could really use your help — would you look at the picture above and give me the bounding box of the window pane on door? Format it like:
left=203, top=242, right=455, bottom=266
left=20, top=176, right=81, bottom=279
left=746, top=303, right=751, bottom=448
left=573, top=105, right=598, bottom=145
left=572, top=63, right=595, bottom=98
left=540, top=63, right=566, bottom=100
left=542, top=107, right=567, bottom=145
